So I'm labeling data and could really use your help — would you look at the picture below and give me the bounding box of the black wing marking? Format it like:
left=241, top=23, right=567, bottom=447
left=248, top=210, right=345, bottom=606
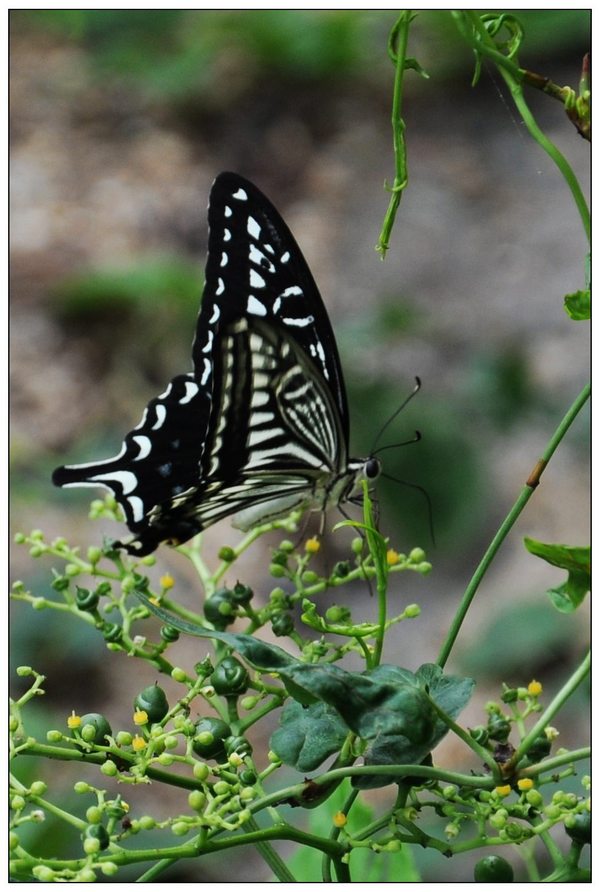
left=53, top=173, right=352, bottom=554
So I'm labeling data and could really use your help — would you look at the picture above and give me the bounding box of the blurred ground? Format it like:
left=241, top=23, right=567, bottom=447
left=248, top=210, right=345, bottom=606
left=10, top=10, right=590, bottom=883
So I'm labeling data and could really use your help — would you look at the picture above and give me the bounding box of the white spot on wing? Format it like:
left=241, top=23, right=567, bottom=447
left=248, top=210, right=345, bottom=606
left=209, top=304, right=220, bottom=323
left=91, top=470, right=138, bottom=494
left=216, top=278, right=225, bottom=296
left=273, top=297, right=281, bottom=314
left=248, top=427, right=284, bottom=447
left=152, top=405, right=166, bottom=430
left=223, top=228, right=231, bottom=241
left=247, top=216, right=261, bottom=239
left=127, top=495, right=145, bottom=522
left=251, top=390, right=269, bottom=407
left=249, top=244, right=275, bottom=272
left=233, top=188, right=248, bottom=201
left=250, top=270, right=266, bottom=289
left=282, top=286, right=303, bottom=297
left=247, top=295, right=267, bottom=316
left=62, top=442, right=127, bottom=470
left=224, top=205, right=232, bottom=217
left=157, top=383, right=173, bottom=399
left=202, top=331, right=214, bottom=353
left=251, top=411, right=275, bottom=425
left=201, top=357, right=211, bottom=385
left=180, top=381, right=199, bottom=403
left=282, top=314, right=314, bottom=327
left=133, top=435, right=152, bottom=460
left=281, top=251, right=290, bottom=263
left=220, top=252, right=228, bottom=267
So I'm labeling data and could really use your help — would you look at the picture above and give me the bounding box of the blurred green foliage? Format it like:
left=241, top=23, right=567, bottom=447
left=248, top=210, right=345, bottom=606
left=13, top=8, right=589, bottom=105
left=13, top=9, right=379, bottom=100
left=52, top=257, right=202, bottom=324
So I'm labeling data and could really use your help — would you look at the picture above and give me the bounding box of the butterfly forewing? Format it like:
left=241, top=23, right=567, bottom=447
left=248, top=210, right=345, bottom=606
left=52, top=172, right=364, bottom=554
left=194, top=173, right=350, bottom=444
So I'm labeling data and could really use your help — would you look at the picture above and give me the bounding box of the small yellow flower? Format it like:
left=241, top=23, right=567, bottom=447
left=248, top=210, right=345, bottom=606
left=495, top=785, right=512, bottom=798
left=160, top=574, right=175, bottom=591
left=387, top=549, right=400, bottom=566
left=333, top=811, right=347, bottom=828
left=305, top=537, right=320, bottom=554
left=528, top=679, right=542, bottom=696
left=517, top=778, right=534, bottom=792
left=132, top=735, right=146, bottom=753
left=133, top=709, right=149, bottom=726
left=67, top=711, right=81, bottom=730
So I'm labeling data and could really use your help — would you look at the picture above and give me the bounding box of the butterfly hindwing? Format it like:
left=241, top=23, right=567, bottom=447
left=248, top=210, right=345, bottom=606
left=53, top=173, right=361, bottom=554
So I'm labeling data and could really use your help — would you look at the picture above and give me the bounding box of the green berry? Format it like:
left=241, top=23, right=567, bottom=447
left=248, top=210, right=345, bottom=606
left=474, top=855, right=514, bottom=882
left=76, top=713, right=112, bottom=746
left=134, top=685, right=169, bottom=723
left=84, top=823, right=110, bottom=851
left=192, top=717, right=232, bottom=760
left=210, top=657, right=249, bottom=696
left=565, top=811, right=591, bottom=844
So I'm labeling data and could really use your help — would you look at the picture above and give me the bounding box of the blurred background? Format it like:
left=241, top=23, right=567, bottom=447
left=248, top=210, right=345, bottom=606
left=10, top=9, right=589, bottom=882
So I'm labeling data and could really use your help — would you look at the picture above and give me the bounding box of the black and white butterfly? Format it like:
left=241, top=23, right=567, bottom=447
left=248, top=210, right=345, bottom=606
left=53, top=173, right=381, bottom=555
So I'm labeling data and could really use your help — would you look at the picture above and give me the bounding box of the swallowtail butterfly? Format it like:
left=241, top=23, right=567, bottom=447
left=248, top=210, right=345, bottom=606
left=53, top=173, right=381, bottom=555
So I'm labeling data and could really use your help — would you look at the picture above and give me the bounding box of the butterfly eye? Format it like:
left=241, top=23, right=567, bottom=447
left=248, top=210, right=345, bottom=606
left=364, top=458, right=381, bottom=480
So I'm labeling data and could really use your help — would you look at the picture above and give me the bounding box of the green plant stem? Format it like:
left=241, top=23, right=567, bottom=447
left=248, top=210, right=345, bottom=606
left=437, top=382, right=590, bottom=668
left=377, top=12, right=411, bottom=257
left=520, top=746, right=590, bottom=779
left=245, top=816, right=297, bottom=882
left=135, top=858, right=176, bottom=882
left=424, top=694, right=500, bottom=778
left=457, top=11, right=590, bottom=244
left=513, top=650, right=590, bottom=765
left=322, top=788, right=360, bottom=882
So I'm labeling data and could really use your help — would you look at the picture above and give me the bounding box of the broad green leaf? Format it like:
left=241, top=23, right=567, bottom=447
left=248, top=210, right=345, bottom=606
left=269, top=701, right=349, bottom=772
left=564, top=289, right=590, bottom=321
left=354, top=664, right=474, bottom=789
left=280, top=662, right=435, bottom=744
left=138, top=594, right=468, bottom=781
left=524, top=538, right=590, bottom=613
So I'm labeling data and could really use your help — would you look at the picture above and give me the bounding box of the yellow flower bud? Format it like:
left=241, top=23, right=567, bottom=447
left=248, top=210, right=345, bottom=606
left=333, top=811, right=347, bottom=828
left=495, top=784, right=512, bottom=798
left=387, top=549, right=400, bottom=566
left=528, top=679, right=542, bottom=696
left=305, top=537, right=320, bottom=554
left=132, top=735, right=146, bottom=752
left=67, top=711, right=81, bottom=730
left=517, top=777, right=534, bottom=792
left=160, top=574, right=175, bottom=591
left=133, top=710, right=148, bottom=726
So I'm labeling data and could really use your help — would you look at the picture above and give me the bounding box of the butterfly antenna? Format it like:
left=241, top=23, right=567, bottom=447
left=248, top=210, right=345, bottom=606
left=371, top=377, right=422, bottom=455
left=381, top=472, right=436, bottom=547
left=373, top=430, right=422, bottom=456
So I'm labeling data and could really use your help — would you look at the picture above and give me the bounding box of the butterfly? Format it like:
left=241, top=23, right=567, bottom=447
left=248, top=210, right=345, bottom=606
left=52, top=173, right=381, bottom=555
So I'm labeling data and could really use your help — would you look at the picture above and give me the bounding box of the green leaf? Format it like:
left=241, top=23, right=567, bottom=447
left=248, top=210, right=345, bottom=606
left=564, top=289, right=590, bottom=320
left=524, top=538, right=590, bottom=613
left=136, top=592, right=297, bottom=668
left=270, top=701, right=349, bottom=772
left=354, top=664, right=474, bottom=789
left=279, top=662, right=435, bottom=744
left=138, top=595, right=430, bottom=737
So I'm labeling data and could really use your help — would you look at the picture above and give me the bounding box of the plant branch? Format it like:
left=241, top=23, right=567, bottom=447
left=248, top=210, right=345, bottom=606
left=437, top=382, right=590, bottom=668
